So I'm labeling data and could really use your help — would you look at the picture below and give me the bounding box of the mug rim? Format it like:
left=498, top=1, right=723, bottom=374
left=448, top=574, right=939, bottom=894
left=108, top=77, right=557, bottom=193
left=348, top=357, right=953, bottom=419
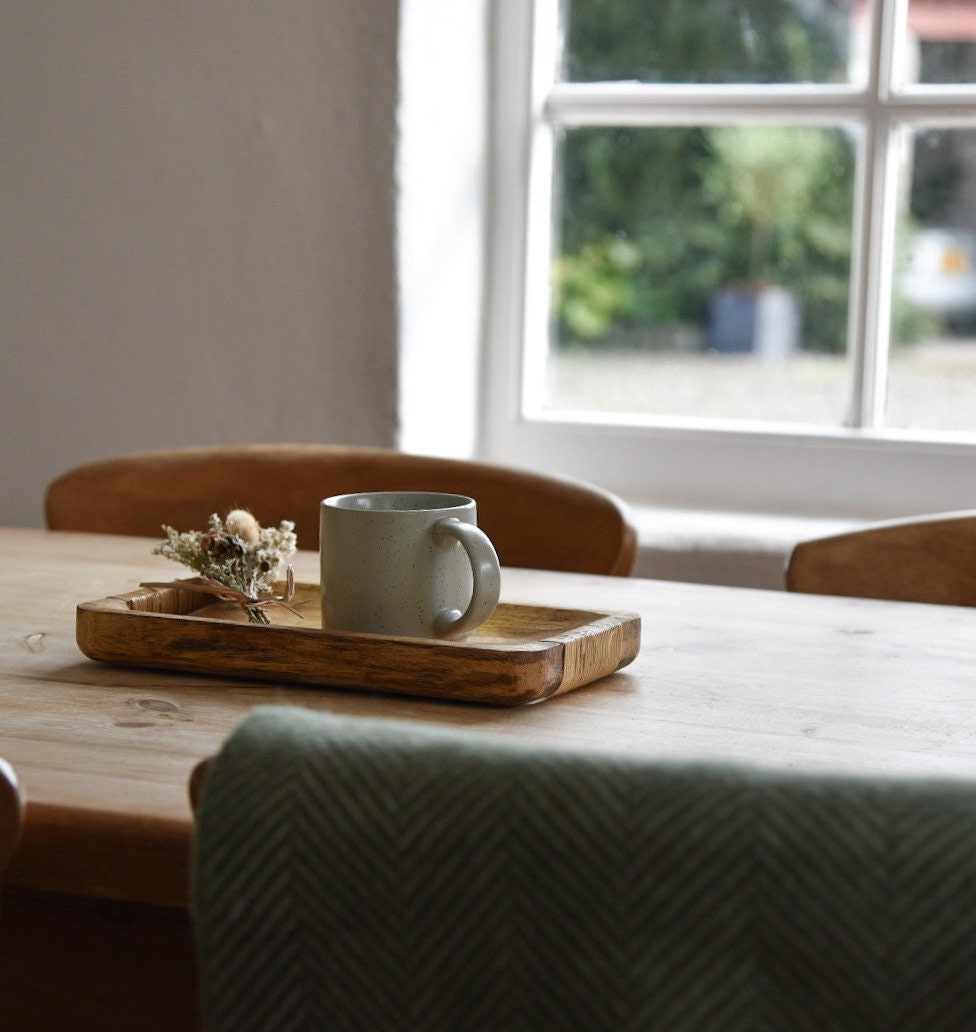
left=323, top=491, right=475, bottom=513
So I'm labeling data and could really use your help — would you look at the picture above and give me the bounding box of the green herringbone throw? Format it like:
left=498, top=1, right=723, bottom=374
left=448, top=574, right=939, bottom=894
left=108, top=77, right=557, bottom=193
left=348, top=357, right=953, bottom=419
left=191, top=706, right=976, bottom=1032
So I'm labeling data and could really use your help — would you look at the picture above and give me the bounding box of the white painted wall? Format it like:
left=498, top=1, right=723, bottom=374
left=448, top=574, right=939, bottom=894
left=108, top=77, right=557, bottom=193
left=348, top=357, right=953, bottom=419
left=397, top=0, right=486, bottom=459
left=0, top=1, right=400, bottom=527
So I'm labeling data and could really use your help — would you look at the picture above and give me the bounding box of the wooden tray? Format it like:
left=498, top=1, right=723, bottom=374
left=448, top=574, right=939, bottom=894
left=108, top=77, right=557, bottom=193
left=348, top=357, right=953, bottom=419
left=76, top=581, right=641, bottom=706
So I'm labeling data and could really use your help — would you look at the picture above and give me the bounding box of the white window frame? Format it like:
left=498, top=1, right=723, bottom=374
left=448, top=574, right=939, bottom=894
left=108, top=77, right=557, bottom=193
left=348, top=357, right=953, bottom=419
left=479, top=0, right=976, bottom=518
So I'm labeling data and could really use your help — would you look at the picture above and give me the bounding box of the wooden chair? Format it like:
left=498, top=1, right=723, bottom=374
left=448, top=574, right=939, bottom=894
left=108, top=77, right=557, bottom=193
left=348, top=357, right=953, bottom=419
left=0, top=757, right=24, bottom=876
left=786, top=509, right=976, bottom=605
left=45, top=444, right=637, bottom=575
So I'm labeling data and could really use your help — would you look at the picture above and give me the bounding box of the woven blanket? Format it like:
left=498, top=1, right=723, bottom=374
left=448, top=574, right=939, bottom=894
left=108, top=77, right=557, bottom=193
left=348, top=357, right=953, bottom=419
left=192, top=706, right=976, bottom=1032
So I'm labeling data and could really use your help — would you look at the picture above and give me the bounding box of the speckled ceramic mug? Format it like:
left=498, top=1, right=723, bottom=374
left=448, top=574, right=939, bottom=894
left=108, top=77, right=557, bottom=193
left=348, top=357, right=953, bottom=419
left=319, top=491, right=501, bottom=639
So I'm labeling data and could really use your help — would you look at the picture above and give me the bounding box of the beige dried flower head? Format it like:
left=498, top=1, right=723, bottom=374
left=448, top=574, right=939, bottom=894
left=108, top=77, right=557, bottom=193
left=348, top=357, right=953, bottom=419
left=225, top=508, right=260, bottom=545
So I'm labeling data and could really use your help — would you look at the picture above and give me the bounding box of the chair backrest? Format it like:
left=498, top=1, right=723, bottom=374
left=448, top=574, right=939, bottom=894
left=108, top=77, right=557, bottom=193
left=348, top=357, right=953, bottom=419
left=0, top=758, right=24, bottom=876
left=191, top=706, right=976, bottom=1032
left=786, top=509, right=976, bottom=605
left=45, top=444, right=637, bottom=576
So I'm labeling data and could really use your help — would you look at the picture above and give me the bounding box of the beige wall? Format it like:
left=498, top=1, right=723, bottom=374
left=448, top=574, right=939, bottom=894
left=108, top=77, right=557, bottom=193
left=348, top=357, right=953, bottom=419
left=0, top=1, right=400, bottom=527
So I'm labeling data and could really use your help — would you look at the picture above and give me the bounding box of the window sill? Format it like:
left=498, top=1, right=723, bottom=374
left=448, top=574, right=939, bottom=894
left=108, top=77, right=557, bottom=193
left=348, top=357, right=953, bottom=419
left=631, top=506, right=861, bottom=590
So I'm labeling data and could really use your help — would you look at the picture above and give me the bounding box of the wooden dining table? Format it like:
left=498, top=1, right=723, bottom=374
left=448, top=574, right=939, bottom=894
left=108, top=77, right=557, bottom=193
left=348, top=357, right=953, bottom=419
left=2, top=525, right=976, bottom=1030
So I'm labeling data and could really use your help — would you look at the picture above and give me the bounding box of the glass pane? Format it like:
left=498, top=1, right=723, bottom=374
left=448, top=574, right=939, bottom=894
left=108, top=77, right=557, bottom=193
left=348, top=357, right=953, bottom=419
left=907, top=0, right=976, bottom=85
left=889, top=127, right=976, bottom=432
left=561, top=0, right=858, bottom=85
left=542, top=125, right=856, bottom=426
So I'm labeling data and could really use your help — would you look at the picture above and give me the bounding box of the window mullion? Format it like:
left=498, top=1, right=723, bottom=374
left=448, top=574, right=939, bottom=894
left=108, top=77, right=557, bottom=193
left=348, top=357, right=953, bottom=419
left=519, top=0, right=561, bottom=419
left=851, top=115, right=902, bottom=428
left=846, top=0, right=903, bottom=428
left=546, top=82, right=869, bottom=128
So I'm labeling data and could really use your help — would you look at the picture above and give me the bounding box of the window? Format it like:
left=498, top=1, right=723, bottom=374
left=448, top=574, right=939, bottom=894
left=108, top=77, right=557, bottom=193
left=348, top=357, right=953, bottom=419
left=481, top=0, right=976, bottom=516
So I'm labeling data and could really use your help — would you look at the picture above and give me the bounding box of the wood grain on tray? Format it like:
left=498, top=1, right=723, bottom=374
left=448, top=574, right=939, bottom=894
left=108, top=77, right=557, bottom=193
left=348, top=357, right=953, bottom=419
left=76, top=582, right=641, bottom=706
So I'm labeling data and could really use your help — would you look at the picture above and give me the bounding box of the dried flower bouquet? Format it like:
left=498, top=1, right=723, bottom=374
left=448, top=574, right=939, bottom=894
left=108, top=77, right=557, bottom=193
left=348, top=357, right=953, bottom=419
left=148, top=510, right=299, bottom=624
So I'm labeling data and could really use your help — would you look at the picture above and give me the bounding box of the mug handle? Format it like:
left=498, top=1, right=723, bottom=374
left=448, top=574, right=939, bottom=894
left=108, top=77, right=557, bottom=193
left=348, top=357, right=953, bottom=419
left=430, top=518, right=501, bottom=637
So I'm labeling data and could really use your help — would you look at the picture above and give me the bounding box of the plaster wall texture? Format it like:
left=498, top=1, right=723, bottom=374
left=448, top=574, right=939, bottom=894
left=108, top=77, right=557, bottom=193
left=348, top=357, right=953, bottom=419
left=0, top=1, right=399, bottom=527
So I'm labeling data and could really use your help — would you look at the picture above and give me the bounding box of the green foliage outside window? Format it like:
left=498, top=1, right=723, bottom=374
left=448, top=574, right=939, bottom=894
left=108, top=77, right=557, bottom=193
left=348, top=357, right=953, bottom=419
left=554, top=0, right=857, bottom=352
left=563, top=0, right=845, bottom=85
left=556, top=124, right=855, bottom=352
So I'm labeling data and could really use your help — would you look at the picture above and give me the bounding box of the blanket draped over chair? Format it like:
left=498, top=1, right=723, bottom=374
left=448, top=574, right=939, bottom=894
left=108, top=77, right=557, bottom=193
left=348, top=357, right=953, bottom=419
left=192, top=706, right=976, bottom=1031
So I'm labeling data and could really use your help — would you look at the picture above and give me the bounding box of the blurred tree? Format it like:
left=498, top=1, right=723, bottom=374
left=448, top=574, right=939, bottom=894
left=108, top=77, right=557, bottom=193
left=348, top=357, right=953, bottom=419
left=555, top=237, right=641, bottom=340
left=563, top=0, right=846, bottom=84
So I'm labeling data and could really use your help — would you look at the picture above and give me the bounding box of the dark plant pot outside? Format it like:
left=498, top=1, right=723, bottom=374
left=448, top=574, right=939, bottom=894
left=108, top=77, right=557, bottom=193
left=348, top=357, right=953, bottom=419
left=707, top=284, right=800, bottom=358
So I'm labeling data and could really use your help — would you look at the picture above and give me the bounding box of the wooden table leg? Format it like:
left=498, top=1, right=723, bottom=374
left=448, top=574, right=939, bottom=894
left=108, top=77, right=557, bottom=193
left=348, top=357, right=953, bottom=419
left=0, top=886, right=200, bottom=1032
